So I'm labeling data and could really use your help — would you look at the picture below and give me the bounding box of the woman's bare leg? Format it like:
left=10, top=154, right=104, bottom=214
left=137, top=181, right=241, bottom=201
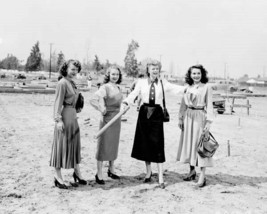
left=197, top=167, right=206, bottom=184
left=54, top=167, right=64, bottom=184
left=109, top=161, right=115, bottom=173
left=97, top=161, right=104, bottom=180
left=145, top=161, right=152, bottom=178
left=157, top=163, right=164, bottom=184
left=74, top=164, right=84, bottom=179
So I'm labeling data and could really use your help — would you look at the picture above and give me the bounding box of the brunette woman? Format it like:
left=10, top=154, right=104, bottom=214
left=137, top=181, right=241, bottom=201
left=50, top=59, right=87, bottom=189
left=177, top=64, right=214, bottom=188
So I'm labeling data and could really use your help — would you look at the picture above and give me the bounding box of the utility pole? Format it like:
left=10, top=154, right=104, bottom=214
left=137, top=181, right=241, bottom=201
left=224, top=63, right=227, bottom=80
left=49, top=43, right=53, bottom=79
left=224, top=63, right=228, bottom=99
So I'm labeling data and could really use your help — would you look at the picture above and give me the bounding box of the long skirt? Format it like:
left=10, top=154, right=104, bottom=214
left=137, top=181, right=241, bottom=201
left=177, top=109, right=213, bottom=167
left=131, top=104, right=165, bottom=163
left=50, top=107, right=81, bottom=169
left=96, top=110, right=121, bottom=161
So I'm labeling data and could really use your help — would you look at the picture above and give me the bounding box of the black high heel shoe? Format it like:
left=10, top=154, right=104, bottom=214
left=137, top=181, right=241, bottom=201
left=107, top=170, right=120, bottom=180
left=54, top=178, right=68, bottom=189
left=183, top=171, right=196, bottom=181
left=143, top=172, right=152, bottom=183
left=73, top=172, right=87, bottom=185
left=196, top=178, right=206, bottom=188
left=159, top=183, right=165, bottom=189
left=95, top=174, right=105, bottom=185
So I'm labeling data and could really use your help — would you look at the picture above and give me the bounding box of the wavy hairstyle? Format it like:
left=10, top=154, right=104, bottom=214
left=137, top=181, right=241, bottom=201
left=146, top=59, right=162, bottom=77
left=59, top=59, right=82, bottom=77
left=103, top=65, right=122, bottom=84
left=185, top=64, right=209, bottom=85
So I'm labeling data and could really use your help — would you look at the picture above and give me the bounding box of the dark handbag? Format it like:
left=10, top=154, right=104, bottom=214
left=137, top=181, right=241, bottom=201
left=163, top=108, right=170, bottom=122
left=197, top=132, right=219, bottom=158
left=75, top=93, right=84, bottom=110
left=160, top=80, right=170, bottom=122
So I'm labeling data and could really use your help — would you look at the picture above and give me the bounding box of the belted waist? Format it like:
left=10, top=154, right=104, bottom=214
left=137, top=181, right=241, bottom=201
left=188, top=106, right=205, bottom=110
left=143, top=103, right=160, bottom=107
left=63, top=103, right=74, bottom=108
left=106, top=107, right=120, bottom=112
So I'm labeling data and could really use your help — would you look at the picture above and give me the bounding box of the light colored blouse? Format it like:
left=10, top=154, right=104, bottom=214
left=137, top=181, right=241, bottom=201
left=124, top=78, right=184, bottom=106
left=53, top=77, right=78, bottom=122
left=179, top=83, right=214, bottom=122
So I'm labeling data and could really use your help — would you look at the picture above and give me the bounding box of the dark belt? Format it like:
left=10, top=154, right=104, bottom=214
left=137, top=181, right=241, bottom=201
left=188, top=106, right=204, bottom=110
left=63, top=104, right=74, bottom=108
left=143, top=103, right=160, bottom=107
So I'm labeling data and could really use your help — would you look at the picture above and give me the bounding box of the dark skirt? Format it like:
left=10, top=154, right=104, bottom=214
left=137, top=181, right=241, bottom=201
left=131, top=104, right=165, bottom=163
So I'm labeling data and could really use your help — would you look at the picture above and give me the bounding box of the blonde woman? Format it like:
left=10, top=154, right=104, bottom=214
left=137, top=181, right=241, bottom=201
left=121, top=60, right=184, bottom=188
left=90, top=66, right=123, bottom=185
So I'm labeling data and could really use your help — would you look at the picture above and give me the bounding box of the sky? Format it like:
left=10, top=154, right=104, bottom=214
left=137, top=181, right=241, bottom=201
left=0, top=0, right=267, bottom=78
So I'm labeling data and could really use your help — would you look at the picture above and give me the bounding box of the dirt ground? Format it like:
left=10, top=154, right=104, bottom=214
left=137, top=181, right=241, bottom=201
left=0, top=88, right=267, bottom=214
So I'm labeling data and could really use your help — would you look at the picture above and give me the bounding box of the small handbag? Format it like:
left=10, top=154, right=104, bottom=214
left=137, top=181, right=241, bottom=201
left=160, top=80, right=170, bottom=122
left=163, top=108, right=170, bottom=122
left=75, top=93, right=84, bottom=110
left=197, top=132, right=219, bottom=158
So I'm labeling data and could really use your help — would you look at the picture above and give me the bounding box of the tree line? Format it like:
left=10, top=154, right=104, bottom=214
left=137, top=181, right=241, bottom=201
left=0, top=39, right=141, bottom=77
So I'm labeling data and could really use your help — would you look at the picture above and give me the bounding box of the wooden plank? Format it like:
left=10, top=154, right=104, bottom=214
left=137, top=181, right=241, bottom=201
left=233, top=92, right=267, bottom=97
left=231, top=104, right=251, bottom=108
left=221, top=94, right=247, bottom=99
left=95, top=106, right=130, bottom=139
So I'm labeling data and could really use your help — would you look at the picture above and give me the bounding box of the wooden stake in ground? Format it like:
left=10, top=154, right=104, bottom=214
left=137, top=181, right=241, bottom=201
left=95, top=106, right=130, bottom=139
left=227, top=140, right=231, bottom=157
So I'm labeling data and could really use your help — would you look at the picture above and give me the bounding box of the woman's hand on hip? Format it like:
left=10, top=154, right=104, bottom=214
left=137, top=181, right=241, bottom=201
left=120, top=103, right=129, bottom=115
left=56, top=121, right=64, bottom=132
left=101, top=107, right=107, bottom=116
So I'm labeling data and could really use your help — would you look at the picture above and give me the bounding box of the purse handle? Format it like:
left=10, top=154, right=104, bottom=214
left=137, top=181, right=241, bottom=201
left=201, top=131, right=216, bottom=141
left=160, top=80, right=167, bottom=110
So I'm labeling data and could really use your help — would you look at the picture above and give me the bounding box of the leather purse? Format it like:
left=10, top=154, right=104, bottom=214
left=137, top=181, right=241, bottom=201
left=160, top=80, right=170, bottom=122
left=163, top=108, right=170, bottom=122
left=75, top=93, right=84, bottom=110
left=197, top=132, right=219, bottom=158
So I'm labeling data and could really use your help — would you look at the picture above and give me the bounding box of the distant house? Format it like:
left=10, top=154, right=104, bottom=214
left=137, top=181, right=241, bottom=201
left=256, top=77, right=267, bottom=86
left=237, top=75, right=250, bottom=85
left=237, top=75, right=267, bottom=87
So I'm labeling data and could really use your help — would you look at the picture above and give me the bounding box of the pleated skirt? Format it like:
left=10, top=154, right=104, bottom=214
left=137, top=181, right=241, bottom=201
left=131, top=104, right=165, bottom=163
left=96, top=110, right=121, bottom=161
left=177, top=109, right=213, bottom=167
left=50, top=107, right=81, bottom=169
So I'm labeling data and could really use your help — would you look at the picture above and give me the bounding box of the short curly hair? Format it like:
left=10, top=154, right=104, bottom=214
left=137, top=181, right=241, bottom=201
left=185, top=64, right=209, bottom=85
left=146, top=59, right=162, bottom=77
left=59, top=59, right=82, bottom=77
left=103, top=65, right=122, bottom=84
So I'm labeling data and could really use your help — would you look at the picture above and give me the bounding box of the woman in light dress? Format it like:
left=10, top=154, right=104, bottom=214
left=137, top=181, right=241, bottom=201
left=177, top=64, right=214, bottom=188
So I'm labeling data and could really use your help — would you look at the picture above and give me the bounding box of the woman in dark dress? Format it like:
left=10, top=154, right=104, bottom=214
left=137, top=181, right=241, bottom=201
left=50, top=59, right=87, bottom=189
left=122, top=59, right=184, bottom=188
